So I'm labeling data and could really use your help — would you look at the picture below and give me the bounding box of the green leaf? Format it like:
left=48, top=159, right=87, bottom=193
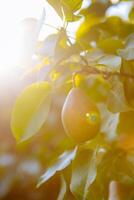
left=37, top=147, right=77, bottom=187
left=57, top=174, right=67, bottom=200
left=98, top=38, right=124, bottom=54
left=70, top=148, right=97, bottom=200
left=80, top=2, right=110, bottom=18
left=129, top=7, right=134, bottom=23
left=62, top=0, right=82, bottom=22
left=76, top=15, right=100, bottom=42
left=47, top=0, right=63, bottom=19
left=47, top=0, right=82, bottom=22
left=11, top=82, right=51, bottom=142
left=62, top=0, right=82, bottom=12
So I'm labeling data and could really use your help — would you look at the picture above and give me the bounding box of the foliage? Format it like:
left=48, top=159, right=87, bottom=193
left=1, top=0, right=134, bottom=199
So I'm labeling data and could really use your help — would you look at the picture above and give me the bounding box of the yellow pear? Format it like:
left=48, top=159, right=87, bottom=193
left=61, top=88, right=101, bottom=143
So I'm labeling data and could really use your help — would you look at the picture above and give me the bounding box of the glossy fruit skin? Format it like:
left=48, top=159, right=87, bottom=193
left=61, top=88, right=101, bottom=144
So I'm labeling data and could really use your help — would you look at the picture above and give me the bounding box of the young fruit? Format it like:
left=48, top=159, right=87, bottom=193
left=61, top=88, right=101, bottom=144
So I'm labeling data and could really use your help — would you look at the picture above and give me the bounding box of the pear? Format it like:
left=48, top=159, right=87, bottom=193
left=61, top=88, right=101, bottom=143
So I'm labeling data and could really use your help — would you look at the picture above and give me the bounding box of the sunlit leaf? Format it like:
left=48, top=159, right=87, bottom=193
left=47, top=0, right=63, bottom=18
left=129, top=7, right=134, bottom=23
left=99, top=104, right=119, bottom=140
left=11, top=82, right=51, bottom=142
left=37, top=147, right=77, bottom=187
left=85, top=75, right=110, bottom=103
left=49, top=70, right=61, bottom=82
left=97, top=55, right=121, bottom=69
left=106, top=78, right=130, bottom=113
left=47, top=0, right=82, bottom=21
left=125, top=33, right=134, bottom=48
left=70, top=148, right=97, bottom=200
left=118, top=48, right=134, bottom=60
left=86, top=49, right=105, bottom=62
left=76, top=15, right=100, bottom=42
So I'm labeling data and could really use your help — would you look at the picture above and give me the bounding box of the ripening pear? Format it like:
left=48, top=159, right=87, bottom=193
left=61, top=88, right=101, bottom=144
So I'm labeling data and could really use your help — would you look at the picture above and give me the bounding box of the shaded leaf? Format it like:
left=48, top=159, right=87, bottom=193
left=98, top=148, right=134, bottom=187
left=11, top=82, right=51, bottom=142
left=98, top=38, right=124, bottom=54
left=70, top=148, right=97, bottom=200
left=37, top=147, right=77, bottom=187
left=76, top=15, right=100, bottom=42
left=57, top=174, right=67, bottom=200
left=99, top=16, right=134, bottom=38
left=120, top=60, right=134, bottom=107
left=117, top=111, right=134, bottom=135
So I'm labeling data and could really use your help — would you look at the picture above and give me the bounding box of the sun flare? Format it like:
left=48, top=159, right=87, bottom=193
left=0, top=0, right=62, bottom=79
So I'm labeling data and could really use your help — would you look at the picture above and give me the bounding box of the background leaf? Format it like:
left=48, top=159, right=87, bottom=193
left=99, top=104, right=119, bottom=140
left=37, top=147, right=77, bottom=187
left=106, top=77, right=131, bottom=113
left=97, top=55, right=121, bottom=70
left=70, top=148, right=97, bottom=200
left=57, top=174, right=67, bottom=200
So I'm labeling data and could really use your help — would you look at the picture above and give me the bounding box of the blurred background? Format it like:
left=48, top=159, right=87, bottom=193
left=0, top=0, right=134, bottom=199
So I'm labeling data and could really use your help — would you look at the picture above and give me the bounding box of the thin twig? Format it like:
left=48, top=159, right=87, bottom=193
left=72, top=65, right=134, bottom=86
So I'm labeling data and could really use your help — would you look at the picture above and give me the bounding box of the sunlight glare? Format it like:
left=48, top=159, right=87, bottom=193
left=0, top=0, right=62, bottom=81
